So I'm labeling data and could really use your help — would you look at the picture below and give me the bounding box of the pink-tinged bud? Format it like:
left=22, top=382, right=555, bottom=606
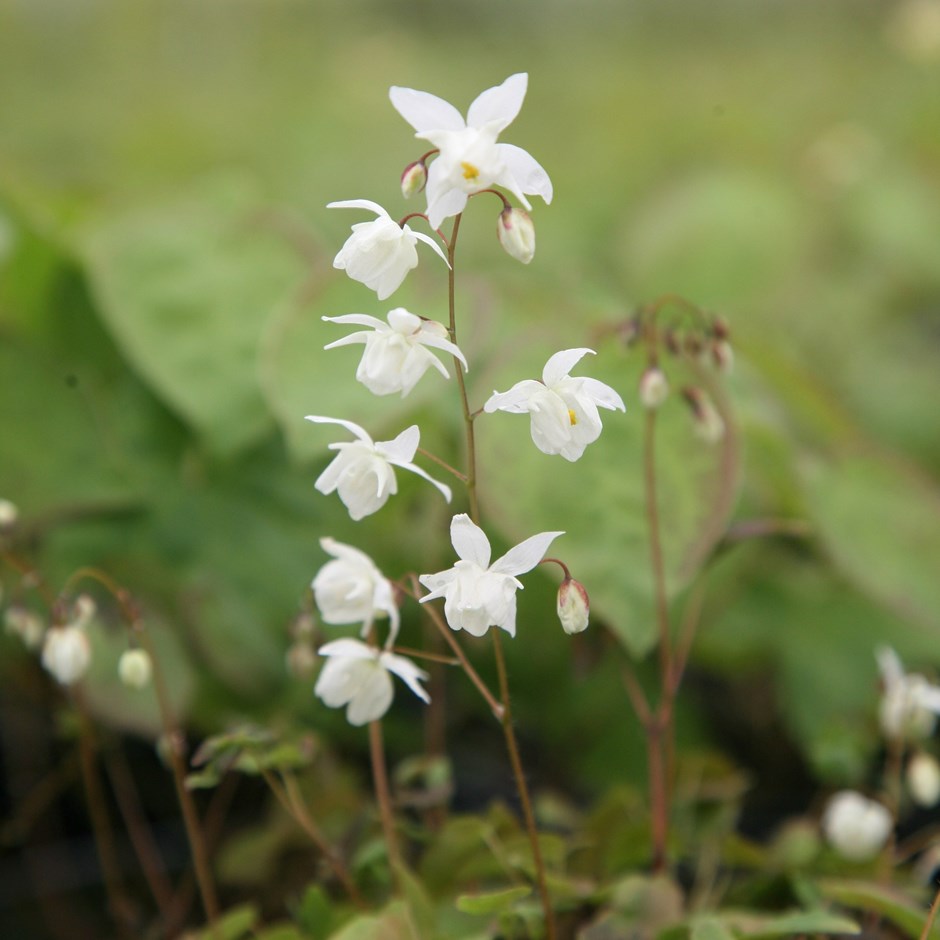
left=557, top=577, right=590, bottom=635
left=400, top=160, right=427, bottom=199
left=711, top=316, right=730, bottom=341
left=497, top=207, right=535, bottom=264
left=639, top=366, right=669, bottom=410
left=682, top=386, right=725, bottom=444
left=711, top=340, right=734, bottom=374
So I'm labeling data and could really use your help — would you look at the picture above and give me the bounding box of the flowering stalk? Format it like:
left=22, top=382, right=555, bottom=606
left=368, top=718, right=403, bottom=888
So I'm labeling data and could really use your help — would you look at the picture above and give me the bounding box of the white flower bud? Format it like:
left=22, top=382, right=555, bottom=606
left=400, top=160, right=428, bottom=199
left=711, top=340, right=734, bottom=374
left=557, top=577, right=589, bottom=635
left=821, top=790, right=892, bottom=862
left=0, top=498, right=18, bottom=529
left=639, top=367, right=669, bottom=410
left=71, top=594, right=97, bottom=629
left=118, top=648, right=152, bottom=689
left=908, top=753, right=940, bottom=808
left=4, top=606, right=45, bottom=650
left=496, top=207, right=535, bottom=264
left=42, top=625, right=92, bottom=685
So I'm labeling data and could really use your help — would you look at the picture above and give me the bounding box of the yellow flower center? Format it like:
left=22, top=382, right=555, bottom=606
left=461, top=162, right=480, bottom=181
left=568, top=409, right=578, bottom=425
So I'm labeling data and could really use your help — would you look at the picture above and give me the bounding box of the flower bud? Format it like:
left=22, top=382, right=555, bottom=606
left=821, top=790, right=892, bottom=862
left=118, top=648, right=152, bottom=689
left=908, top=752, right=940, bottom=808
left=711, top=340, right=734, bottom=374
left=0, top=498, right=18, bottom=529
left=286, top=641, right=317, bottom=679
left=496, top=207, right=535, bottom=264
left=639, top=366, right=669, bottom=410
left=42, top=625, right=92, bottom=685
left=4, top=605, right=45, bottom=650
left=682, top=386, right=725, bottom=444
left=400, top=160, right=428, bottom=199
left=71, top=594, right=97, bottom=629
left=557, top=577, right=589, bottom=635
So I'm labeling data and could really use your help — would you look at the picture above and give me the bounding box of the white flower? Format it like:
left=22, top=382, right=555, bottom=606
left=305, top=417, right=451, bottom=521
left=484, top=348, right=626, bottom=461
left=323, top=308, right=468, bottom=398
left=419, top=514, right=563, bottom=638
left=41, top=625, right=91, bottom=685
left=118, top=649, right=152, bottom=689
left=312, top=537, right=400, bottom=643
left=328, top=199, right=449, bottom=300
left=314, top=638, right=430, bottom=726
left=389, top=73, right=553, bottom=229
left=877, top=647, right=940, bottom=740
left=821, top=790, right=892, bottom=862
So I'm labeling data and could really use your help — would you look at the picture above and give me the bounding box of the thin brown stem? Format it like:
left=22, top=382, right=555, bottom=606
left=644, top=409, right=672, bottom=686
left=416, top=447, right=468, bottom=483
left=492, top=632, right=556, bottom=940
left=368, top=720, right=402, bottom=888
left=920, top=883, right=940, bottom=940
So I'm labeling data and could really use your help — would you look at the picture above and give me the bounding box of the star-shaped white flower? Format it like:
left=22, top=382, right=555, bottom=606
left=419, top=514, right=563, bottom=638
left=305, top=416, right=451, bottom=521
left=328, top=199, right=449, bottom=300
left=312, top=538, right=400, bottom=644
left=323, top=307, right=468, bottom=398
left=484, top=348, right=626, bottom=461
left=314, top=638, right=430, bottom=726
left=389, top=73, right=553, bottom=229
left=876, top=646, right=940, bottom=741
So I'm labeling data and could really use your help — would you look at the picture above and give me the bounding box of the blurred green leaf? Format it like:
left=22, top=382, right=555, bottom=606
left=182, top=904, right=259, bottom=940
left=817, top=879, right=937, bottom=938
left=456, top=886, right=532, bottom=915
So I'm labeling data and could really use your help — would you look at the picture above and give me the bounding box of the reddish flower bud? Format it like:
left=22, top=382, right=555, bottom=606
left=557, top=577, right=589, bottom=635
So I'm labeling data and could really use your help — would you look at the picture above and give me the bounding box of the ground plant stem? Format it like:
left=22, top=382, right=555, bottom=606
left=368, top=719, right=403, bottom=886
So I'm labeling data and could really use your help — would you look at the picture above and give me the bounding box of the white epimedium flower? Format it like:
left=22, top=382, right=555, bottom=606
left=312, top=537, right=400, bottom=644
left=419, top=514, right=563, bottom=638
left=821, top=790, right=893, bottom=863
left=484, top=348, right=626, bottom=462
left=314, top=638, right=430, bottom=726
left=41, top=625, right=92, bottom=686
left=328, top=199, right=449, bottom=300
left=389, top=73, right=553, bottom=229
left=323, top=308, right=468, bottom=398
left=306, top=417, right=451, bottom=521
left=876, top=646, right=940, bottom=741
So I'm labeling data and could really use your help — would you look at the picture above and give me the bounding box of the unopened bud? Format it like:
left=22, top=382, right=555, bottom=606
left=496, top=207, right=535, bottom=264
left=682, top=386, right=725, bottom=444
left=639, top=366, right=669, bottom=410
left=400, top=160, right=428, bottom=199
left=290, top=612, right=317, bottom=639
left=711, top=316, right=730, bottom=341
left=908, top=752, right=940, bottom=808
left=5, top=605, right=45, bottom=650
left=821, top=790, right=892, bottom=862
left=557, top=577, right=589, bottom=635
left=118, top=648, right=152, bottom=689
left=711, top=340, right=734, bottom=374
left=286, top=641, right=317, bottom=679
left=71, top=594, right=97, bottom=629
left=0, top=498, right=18, bottom=529
left=42, top=625, right=92, bottom=685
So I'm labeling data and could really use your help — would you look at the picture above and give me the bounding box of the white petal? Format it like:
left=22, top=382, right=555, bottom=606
left=314, top=451, right=349, bottom=495
left=490, top=530, right=564, bottom=577
left=415, top=331, right=468, bottom=371
left=323, top=313, right=389, bottom=330
left=305, top=415, right=374, bottom=446
left=450, top=514, right=491, bottom=568
left=418, top=567, right=458, bottom=602
left=543, top=348, right=596, bottom=386
left=318, top=637, right=376, bottom=660
left=578, top=376, right=626, bottom=412
left=467, top=73, right=528, bottom=132
left=327, top=199, right=390, bottom=218
left=496, top=143, right=554, bottom=203
left=347, top=669, right=394, bottom=725
left=323, top=331, right=372, bottom=351
left=877, top=646, right=903, bottom=687
left=392, top=461, right=452, bottom=503
left=410, top=229, right=451, bottom=266
left=484, top=379, right=545, bottom=414
left=386, top=308, right=423, bottom=333
left=376, top=425, right=420, bottom=464
left=389, top=85, right=465, bottom=132
left=425, top=185, right=469, bottom=230
left=381, top=651, right=431, bottom=703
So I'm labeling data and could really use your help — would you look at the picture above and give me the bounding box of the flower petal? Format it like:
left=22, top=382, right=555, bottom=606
left=491, top=530, right=564, bottom=577
left=327, top=199, right=390, bottom=218
left=381, top=651, right=431, bottom=703
left=467, top=73, right=528, bottom=132
left=323, top=331, right=372, bottom=351
left=542, top=348, right=595, bottom=386
left=496, top=143, right=554, bottom=203
left=389, top=85, right=465, bottom=133
left=484, top=379, right=546, bottom=414
left=347, top=668, right=394, bottom=725
left=318, top=637, right=376, bottom=660
left=323, top=313, right=389, bottom=330
left=450, top=514, right=491, bottom=568
left=415, top=331, right=468, bottom=372
left=410, top=229, right=451, bottom=266
left=578, top=376, right=627, bottom=412
left=305, top=415, right=374, bottom=445
left=392, top=461, right=452, bottom=504
left=376, top=424, right=420, bottom=464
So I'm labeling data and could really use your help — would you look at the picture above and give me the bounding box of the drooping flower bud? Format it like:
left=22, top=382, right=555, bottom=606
left=639, top=366, right=669, bottom=410
left=557, top=577, right=590, bottom=635
left=72, top=594, right=97, bottom=629
left=0, top=498, right=18, bottom=530
left=908, top=752, right=940, bottom=808
left=821, top=790, right=893, bottom=862
left=682, top=386, right=725, bottom=444
left=400, top=160, right=428, bottom=199
left=711, top=340, right=734, bottom=374
left=496, top=207, right=535, bottom=264
left=118, top=648, right=153, bottom=689
left=42, top=625, right=92, bottom=685
left=4, top=605, right=45, bottom=650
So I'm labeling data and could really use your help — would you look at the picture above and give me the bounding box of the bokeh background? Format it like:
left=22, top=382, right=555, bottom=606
left=2, top=0, right=940, bottom=935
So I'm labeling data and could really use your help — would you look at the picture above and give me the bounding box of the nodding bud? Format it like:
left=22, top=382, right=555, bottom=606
left=618, top=317, right=640, bottom=347
left=72, top=594, right=97, bottom=629
left=639, top=366, right=669, bottom=410
left=682, top=386, right=725, bottom=444
left=0, top=498, right=18, bottom=530
left=663, top=328, right=681, bottom=356
left=401, top=160, right=428, bottom=199
left=497, top=207, right=536, bottom=264
left=557, top=577, right=590, bottom=635
left=711, top=340, right=734, bottom=374
left=711, top=316, right=730, bottom=341
left=908, top=752, right=940, bottom=808
left=118, top=648, right=153, bottom=689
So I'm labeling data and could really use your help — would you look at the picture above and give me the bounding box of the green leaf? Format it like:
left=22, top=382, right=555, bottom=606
left=456, top=886, right=532, bottom=916
left=690, top=916, right=736, bottom=940
left=733, top=909, right=860, bottom=937
left=80, top=174, right=304, bottom=454
left=817, top=878, right=937, bottom=938
left=253, top=926, right=306, bottom=940
left=182, top=904, right=259, bottom=940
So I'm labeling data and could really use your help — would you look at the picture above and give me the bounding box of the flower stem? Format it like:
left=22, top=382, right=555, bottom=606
left=368, top=719, right=402, bottom=889
left=919, top=882, right=940, bottom=940
left=492, top=632, right=556, bottom=940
